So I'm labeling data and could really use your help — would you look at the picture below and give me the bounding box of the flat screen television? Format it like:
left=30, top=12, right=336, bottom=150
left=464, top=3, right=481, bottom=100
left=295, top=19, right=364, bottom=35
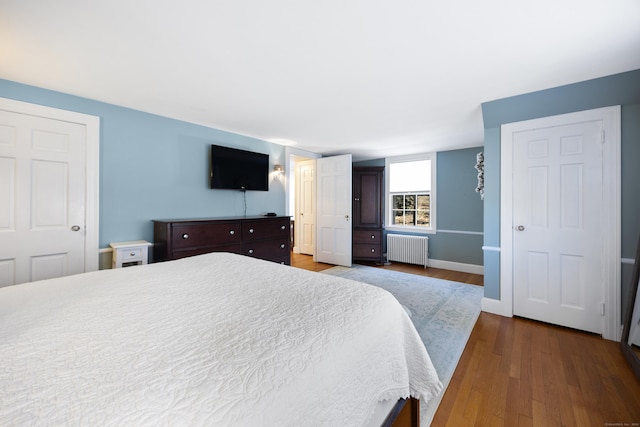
left=210, top=144, right=269, bottom=191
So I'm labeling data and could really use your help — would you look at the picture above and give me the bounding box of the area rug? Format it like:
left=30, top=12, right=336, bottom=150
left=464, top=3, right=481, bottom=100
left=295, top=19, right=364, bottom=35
left=321, top=264, right=483, bottom=425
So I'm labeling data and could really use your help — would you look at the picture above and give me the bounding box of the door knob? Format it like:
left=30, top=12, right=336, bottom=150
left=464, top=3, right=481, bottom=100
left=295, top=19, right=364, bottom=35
left=516, top=225, right=525, bottom=231
left=71, top=225, right=81, bottom=231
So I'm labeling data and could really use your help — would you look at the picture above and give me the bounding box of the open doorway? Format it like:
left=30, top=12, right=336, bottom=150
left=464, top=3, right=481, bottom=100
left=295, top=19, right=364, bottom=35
left=285, top=149, right=353, bottom=267
left=285, top=147, right=320, bottom=256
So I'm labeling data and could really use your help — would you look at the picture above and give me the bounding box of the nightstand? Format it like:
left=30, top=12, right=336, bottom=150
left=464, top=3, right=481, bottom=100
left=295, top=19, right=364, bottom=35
left=109, top=240, right=152, bottom=268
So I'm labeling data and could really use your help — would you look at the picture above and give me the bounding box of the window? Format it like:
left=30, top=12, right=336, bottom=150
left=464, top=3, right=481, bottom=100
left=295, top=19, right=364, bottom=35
left=385, top=154, right=436, bottom=233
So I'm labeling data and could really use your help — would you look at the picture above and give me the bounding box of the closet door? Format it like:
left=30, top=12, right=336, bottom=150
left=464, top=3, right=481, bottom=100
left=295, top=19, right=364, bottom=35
left=0, top=100, right=99, bottom=287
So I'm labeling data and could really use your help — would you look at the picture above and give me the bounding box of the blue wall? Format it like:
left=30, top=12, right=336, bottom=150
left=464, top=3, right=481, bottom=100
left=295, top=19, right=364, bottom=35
left=0, top=79, right=287, bottom=252
left=355, top=146, right=485, bottom=267
left=432, top=148, right=484, bottom=265
left=481, top=69, right=640, bottom=307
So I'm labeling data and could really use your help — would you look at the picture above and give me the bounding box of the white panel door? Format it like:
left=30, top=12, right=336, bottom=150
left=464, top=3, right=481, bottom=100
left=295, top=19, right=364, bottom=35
left=315, top=154, right=352, bottom=266
left=297, top=159, right=315, bottom=255
left=0, top=109, right=86, bottom=286
left=512, top=120, right=603, bottom=333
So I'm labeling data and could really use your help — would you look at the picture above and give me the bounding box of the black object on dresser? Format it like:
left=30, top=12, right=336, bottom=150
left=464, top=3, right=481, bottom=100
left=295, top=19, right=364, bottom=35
left=153, top=216, right=291, bottom=265
left=352, top=167, right=384, bottom=264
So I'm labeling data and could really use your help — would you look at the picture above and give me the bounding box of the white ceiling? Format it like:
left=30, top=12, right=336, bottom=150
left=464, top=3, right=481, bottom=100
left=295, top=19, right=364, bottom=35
left=2, top=1, right=639, bottom=160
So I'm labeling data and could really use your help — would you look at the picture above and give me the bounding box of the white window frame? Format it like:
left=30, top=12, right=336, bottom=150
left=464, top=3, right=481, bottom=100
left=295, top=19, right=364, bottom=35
left=385, top=153, right=436, bottom=234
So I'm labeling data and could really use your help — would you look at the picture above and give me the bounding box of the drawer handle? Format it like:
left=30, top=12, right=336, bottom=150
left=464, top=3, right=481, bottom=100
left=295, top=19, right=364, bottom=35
left=229, top=230, right=235, bottom=235
left=182, top=233, right=189, bottom=239
left=371, top=235, right=376, bottom=239
left=249, top=228, right=254, bottom=234
left=281, top=225, right=286, bottom=230
left=371, top=248, right=376, bottom=253
left=280, top=243, right=285, bottom=249
left=248, top=249, right=254, bottom=254
left=130, top=252, right=136, bottom=256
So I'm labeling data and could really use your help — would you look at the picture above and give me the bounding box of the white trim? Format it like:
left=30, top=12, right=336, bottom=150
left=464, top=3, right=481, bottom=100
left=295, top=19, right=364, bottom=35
left=385, top=153, right=437, bottom=233
left=500, top=119, right=515, bottom=319
left=481, top=297, right=511, bottom=317
left=500, top=106, right=621, bottom=341
left=285, top=146, right=321, bottom=254
left=0, top=97, right=100, bottom=273
left=482, top=246, right=501, bottom=252
left=284, top=146, right=321, bottom=218
left=385, top=225, right=436, bottom=235
left=436, top=229, right=483, bottom=236
left=427, top=258, right=484, bottom=275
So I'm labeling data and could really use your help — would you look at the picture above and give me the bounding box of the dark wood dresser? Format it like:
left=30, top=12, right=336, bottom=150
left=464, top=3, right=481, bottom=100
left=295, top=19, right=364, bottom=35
left=153, top=216, right=291, bottom=265
left=352, top=167, right=384, bottom=264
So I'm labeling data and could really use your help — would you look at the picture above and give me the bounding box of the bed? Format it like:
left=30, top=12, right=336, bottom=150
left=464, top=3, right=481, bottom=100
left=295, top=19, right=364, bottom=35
left=0, top=252, right=442, bottom=426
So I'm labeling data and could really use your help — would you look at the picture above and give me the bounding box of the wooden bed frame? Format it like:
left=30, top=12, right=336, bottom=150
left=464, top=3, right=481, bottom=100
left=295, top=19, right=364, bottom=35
left=383, top=397, right=420, bottom=427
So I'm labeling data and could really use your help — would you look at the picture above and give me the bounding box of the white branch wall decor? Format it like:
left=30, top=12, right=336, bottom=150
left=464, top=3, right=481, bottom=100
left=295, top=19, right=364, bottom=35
left=475, top=151, right=484, bottom=200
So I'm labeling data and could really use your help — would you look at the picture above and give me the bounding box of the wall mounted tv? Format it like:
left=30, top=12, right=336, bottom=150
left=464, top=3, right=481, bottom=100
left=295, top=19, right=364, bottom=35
left=210, top=144, right=269, bottom=191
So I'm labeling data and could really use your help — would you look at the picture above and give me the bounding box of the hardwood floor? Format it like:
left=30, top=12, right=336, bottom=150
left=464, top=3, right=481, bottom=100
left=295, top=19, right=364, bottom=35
left=290, top=253, right=640, bottom=426
left=433, top=313, right=640, bottom=426
left=290, top=252, right=484, bottom=285
left=289, top=252, right=335, bottom=272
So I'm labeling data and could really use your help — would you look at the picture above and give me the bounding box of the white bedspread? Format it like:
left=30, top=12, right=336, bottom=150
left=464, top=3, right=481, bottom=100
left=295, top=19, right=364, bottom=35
left=0, top=252, right=442, bottom=426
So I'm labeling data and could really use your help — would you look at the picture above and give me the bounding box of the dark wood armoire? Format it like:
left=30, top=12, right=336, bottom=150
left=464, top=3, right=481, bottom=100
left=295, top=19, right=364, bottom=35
left=352, top=166, right=384, bottom=264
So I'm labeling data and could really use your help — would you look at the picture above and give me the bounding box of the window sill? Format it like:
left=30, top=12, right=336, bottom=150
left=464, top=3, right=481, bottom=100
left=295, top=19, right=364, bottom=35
left=384, top=226, right=436, bottom=235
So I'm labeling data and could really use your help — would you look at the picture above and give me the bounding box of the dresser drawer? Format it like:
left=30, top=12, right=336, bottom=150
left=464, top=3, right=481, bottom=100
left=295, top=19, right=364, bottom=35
left=242, top=239, right=290, bottom=260
left=242, top=219, right=290, bottom=241
left=171, top=244, right=242, bottom=260
left=171, top=222, right=241, bottom=249
left=353, top=243, right=382, bottom=258
left=121, top=248, right=143, bottom=261
left=271, top=255, right=291, bottom=265
left=353, top=230, right=382, bottom=244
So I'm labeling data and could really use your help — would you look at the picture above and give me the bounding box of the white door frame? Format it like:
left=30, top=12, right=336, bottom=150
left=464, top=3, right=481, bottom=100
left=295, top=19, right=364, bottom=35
left=0, top=97, right=100, bottom=273
left=285, top=147, right=321, bottom=254
left=498, top=106, right=621, bottom=341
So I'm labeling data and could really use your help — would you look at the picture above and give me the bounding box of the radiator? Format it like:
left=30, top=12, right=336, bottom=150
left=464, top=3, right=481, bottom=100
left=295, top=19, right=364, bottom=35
left=386, top=234, right=429, bottom=268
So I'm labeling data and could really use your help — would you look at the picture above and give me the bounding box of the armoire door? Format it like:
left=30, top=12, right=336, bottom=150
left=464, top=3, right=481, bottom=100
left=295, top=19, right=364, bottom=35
left=353, top=167, right=383, bottom=228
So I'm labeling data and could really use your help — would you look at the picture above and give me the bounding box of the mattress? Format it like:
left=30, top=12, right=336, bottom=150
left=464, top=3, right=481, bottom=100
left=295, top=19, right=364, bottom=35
left=0, top=252, right=442, bottom=426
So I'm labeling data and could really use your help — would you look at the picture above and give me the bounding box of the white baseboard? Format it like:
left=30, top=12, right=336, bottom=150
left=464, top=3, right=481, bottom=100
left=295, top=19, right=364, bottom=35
left=427, top=258, right=484, bottom=275
left=481, top=297, right=512, bottom=317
